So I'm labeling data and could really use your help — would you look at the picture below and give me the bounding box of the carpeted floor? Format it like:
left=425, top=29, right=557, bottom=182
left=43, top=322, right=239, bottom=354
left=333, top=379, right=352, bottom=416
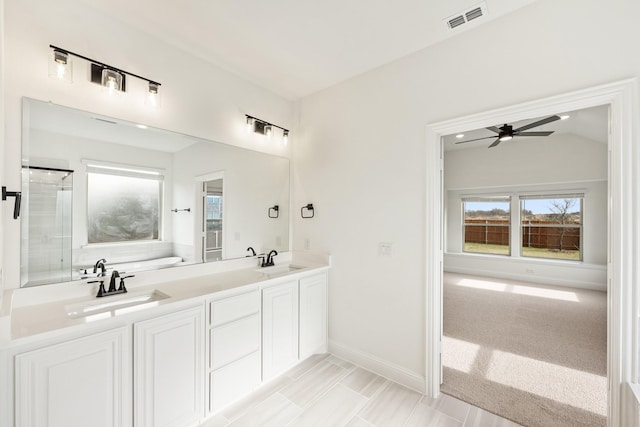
left=441, top=272, right=607, bottom=427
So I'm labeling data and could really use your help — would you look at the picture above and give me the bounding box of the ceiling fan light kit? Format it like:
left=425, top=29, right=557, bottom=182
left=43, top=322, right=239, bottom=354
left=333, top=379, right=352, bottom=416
left=455, top=115, right=562, bottom=148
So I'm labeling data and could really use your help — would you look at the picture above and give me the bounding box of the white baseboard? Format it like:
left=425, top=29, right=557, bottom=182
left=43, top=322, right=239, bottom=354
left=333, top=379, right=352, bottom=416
left=624, top=383, right=640, bottom=427
left=444, top=253, right=607, bottom=291
left=329, top=340, right=425, bottom=393
left=445, top=265, right=606, bottom=291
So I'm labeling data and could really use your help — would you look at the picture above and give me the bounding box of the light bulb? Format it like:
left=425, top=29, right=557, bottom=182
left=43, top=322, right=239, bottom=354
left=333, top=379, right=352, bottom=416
left=145, top=82, right=161, bottom=108
left=283, top=130, right=289, bottom=145
left=499, top=135, right=513, bottom=142
left=265, top=125, right=272, bottom=139
left=101, top=68, right=124, bottom=94
left=246, top=117, right=254, bottom=134
left=48, top=49, right=73, bottom=83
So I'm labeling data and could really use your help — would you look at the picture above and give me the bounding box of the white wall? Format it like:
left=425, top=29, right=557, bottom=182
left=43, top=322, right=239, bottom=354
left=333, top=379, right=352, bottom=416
left=444, top=134, right=608, bottom=290
left=294, top=0, right=640, bottom=381
left=2, top=0, right=295, bottom=288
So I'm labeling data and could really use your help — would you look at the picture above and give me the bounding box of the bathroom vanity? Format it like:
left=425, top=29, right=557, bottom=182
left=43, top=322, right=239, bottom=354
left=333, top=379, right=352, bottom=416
left=0, top=253, right=329, bottom=427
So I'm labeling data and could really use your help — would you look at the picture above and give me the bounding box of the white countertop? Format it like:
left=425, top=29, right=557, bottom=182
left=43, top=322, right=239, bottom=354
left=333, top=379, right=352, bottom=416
left=0, top=251, right=330, bottom=348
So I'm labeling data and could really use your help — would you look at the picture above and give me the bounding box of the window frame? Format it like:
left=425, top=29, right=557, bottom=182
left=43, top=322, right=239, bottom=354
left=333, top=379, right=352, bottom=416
left=85, top=162, right=165, bottom=245
left=461, top=196, right=512, bottom=257
left=519, top=194, right=584, bottom=262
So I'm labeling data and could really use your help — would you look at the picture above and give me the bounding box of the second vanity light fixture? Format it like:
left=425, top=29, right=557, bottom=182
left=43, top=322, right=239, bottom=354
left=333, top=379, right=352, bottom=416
left=48, top=45, right=161, bottom=105
left=246, top=115, right=290, bottom=145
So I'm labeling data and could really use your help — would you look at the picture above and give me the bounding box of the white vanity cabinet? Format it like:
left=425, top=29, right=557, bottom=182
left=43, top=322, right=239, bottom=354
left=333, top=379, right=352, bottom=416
left=299, top=272, right=328, bottom=360
left=134, top=305, right=205, bottom=427
left=14, top=326, right=132, bottom=427
left=208, top=288, right=261, bottom=413
left=262, top=280, right=299, bottom=381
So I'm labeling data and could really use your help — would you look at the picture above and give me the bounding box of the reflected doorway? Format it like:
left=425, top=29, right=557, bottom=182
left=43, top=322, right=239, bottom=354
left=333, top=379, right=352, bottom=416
left=203, top=178, right=223, bottom=262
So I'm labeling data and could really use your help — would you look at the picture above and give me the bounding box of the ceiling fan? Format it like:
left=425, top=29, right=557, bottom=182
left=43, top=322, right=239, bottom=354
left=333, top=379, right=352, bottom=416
left=455, top=115, right=561, bottom=148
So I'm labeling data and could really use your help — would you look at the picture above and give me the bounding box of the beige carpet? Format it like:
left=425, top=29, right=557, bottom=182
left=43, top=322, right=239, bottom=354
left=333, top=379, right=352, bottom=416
left=441, top=272, right=607, bottom=427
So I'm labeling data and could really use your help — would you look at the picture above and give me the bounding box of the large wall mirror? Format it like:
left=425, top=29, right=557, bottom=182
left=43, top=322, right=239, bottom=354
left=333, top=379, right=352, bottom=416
left=21, top=98, right=290, bottom=287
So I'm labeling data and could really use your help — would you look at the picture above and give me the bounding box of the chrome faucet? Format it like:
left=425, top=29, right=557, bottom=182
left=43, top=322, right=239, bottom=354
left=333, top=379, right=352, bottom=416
left=93, top=258, right=107, bottom=276
left=261, top=250, right=278, bottom=267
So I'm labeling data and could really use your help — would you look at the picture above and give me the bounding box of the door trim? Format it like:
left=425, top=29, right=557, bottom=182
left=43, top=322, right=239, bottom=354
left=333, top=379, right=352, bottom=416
left=425, top=78, right=637, bottom=427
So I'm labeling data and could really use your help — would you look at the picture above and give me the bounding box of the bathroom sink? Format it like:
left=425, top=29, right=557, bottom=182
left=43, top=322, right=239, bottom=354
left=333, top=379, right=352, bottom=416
left=65, top=290, right=170, bottom=320
left=257, top=264, right=305, bottom=278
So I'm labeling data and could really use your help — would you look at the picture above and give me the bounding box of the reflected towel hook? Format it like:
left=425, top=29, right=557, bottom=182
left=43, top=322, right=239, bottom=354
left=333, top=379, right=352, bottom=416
left=268, top=205, right=279, bottom=219
left=2, top=186, right=22, bottom=219
left=301, top=203, right=314, bottom=219
left=171, top=208, right=191, bottom=213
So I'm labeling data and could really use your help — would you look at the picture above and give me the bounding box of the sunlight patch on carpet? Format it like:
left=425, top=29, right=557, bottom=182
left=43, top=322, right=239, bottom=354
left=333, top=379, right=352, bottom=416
left=442, top=336, right=480, bottom=373
left=485, top=348, right=607, bottom=416
left=452, top=277, right=579, bottom=302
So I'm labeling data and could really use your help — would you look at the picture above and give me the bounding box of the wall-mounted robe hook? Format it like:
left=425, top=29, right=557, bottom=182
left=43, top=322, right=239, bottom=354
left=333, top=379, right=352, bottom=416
left=301, top=203, right=314, bottom=219
left=2, top=186, right=22, bottom=219
left=171, top=208, right=191, bottom=213
left=268, top=205, right=279, bottom=218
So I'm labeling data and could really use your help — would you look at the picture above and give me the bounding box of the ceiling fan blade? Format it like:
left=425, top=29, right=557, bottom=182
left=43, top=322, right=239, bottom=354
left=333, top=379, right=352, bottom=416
left=488, top=138, right=501, bottom=148
left=486, top=126, right=502, bottom=134
left=514, top=115, right=561, bottom=132
left=516, top=131, right=555, bottom=137
left=455, top=136, right=497, bottom=144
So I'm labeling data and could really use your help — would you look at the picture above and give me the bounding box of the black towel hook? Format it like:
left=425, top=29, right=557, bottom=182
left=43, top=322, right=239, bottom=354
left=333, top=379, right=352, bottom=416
left=301, top=203, right=314, bottom=219
left=2, top=186, right=22, bottom=219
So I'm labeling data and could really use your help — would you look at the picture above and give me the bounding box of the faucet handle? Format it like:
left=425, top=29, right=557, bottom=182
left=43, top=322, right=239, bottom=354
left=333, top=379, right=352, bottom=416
left=87, top=279, right=107, bottom=297
left=118, top=275, right=134, bottom=292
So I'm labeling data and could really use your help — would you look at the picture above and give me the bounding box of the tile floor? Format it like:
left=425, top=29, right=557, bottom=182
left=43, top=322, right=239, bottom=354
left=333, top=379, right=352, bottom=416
left=200, top=354, right=522, bottom=427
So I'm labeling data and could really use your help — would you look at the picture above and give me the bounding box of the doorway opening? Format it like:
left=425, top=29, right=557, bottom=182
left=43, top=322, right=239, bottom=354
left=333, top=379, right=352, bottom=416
left=425, top=79, right=638, bottom=427
left=202, top=176, right=224, bottom=263
left=440, top=106, right=608, bottom=426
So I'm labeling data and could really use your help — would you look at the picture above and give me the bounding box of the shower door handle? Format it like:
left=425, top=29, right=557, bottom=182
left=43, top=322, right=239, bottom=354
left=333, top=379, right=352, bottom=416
left=2, top=186, right=22, bottom=219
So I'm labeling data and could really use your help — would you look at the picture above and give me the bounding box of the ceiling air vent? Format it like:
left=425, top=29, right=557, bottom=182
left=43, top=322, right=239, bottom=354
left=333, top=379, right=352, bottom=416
left=445, top=2, right=488, bottom=30
left=465, top=6, right=483, bottom=22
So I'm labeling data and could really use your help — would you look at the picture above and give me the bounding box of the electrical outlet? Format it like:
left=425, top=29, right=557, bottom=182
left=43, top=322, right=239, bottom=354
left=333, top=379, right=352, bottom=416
left=275, top=236, right=282, bottom=246
left=304, top=238, right=311, bottom=250
left=234, top=232, right=241, bottom=241
left=378, top=242, right=393, bottom=256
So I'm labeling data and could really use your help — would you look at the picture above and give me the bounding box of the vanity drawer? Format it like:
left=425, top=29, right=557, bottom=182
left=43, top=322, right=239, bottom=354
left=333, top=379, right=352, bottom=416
left=210, top=350, right=261, bottom=413
left=210, top=290, right=260, bottom=327
left=210, top=313, right=261, bottom=370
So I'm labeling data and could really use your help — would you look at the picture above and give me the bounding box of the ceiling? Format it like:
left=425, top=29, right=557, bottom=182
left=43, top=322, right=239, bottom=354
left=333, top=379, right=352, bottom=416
left=442, top=104, right=609, bottom=151
left=77, top=0, right=537, bottom=100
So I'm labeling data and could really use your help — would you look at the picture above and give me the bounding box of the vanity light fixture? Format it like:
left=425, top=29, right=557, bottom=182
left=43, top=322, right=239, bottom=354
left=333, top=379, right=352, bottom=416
left=245, top=114, right=290, bottom=145
left=48, top=45, right=161, bottom=101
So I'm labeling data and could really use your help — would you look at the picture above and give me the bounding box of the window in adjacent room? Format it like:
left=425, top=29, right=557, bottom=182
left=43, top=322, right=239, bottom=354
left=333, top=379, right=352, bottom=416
left=462, top=196, right=511, bottom=256
left=87, top=163, right=163, bottom=244
left=520, top=194, right=583, bottom=261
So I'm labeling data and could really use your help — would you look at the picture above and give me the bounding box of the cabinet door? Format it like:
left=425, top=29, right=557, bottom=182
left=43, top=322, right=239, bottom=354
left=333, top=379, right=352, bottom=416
left=262, top=281, right=299, bottom=381
left=299, top=272, right=328, bottom=360
left=15, top=327, right=131, bottom=427
left=134, top=306, right=205, bottom=427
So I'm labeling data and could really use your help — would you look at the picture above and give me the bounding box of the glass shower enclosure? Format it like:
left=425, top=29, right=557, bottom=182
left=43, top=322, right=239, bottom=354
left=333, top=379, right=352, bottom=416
left=21, top=166, right=73, bottom=286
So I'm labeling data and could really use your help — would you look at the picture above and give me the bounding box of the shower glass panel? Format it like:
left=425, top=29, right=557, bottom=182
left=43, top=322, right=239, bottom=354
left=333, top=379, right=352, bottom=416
left=21, top=167, right=73, bottom=286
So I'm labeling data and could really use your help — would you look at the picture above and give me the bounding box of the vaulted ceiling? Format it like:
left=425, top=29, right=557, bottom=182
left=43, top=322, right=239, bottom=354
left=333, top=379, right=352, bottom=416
left=77, top=0, right=537, bottom=99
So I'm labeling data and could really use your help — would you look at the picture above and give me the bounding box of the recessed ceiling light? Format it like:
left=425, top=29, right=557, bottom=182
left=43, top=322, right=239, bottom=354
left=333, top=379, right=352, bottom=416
left=456, top=134, right=465, bottom=138
left=560, top=115, right=570, bottom=120
left=136, top=124, right=148, bottom=129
